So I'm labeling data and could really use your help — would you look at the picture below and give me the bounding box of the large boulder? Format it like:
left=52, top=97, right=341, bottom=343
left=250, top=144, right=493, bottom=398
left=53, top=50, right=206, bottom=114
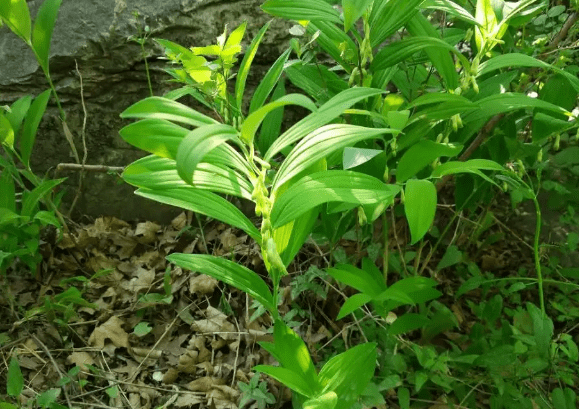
left=0, top=0, right=290, bottom=222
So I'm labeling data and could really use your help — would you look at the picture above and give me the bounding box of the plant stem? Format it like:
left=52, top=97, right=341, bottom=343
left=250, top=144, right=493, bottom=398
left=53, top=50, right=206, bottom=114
left=140, top=42, right=153, bottom=96
left=382, top=212, right=389, bottom=282
left=532, top=194, right=546, bottom=316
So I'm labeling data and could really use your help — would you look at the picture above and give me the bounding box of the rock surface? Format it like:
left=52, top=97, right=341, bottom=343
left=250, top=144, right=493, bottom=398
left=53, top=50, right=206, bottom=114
left=0, top=0, right=290, bottom=221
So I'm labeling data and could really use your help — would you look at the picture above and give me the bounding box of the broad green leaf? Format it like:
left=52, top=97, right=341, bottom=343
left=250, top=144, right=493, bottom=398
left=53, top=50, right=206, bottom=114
left=462, top=93, right=570, bottom=124
left=318, top=343, right=376, bottom=409
left=398, top=387, right=410, bottom=409
left=327, top=264, right=386, bottom=297
left=271, top=170, right=401, bottom=228
left=31, top=0, right=62, bottom=71
left=135, top=188, right=261, bottom=243
left=265, top=87, right=385, bottom=161
left=421, top=0, right=478, bottom=25
left=343, top=147, right=382, bottom=170
left=124, top=156, right=253, bottom=200
left=337, top=293, right=373, bottom=320
left=0, top=170, right=16, bottom=212
left=372, top=36, right=470, bottom=73
left=33, top=210, right=59, bottom=226
left=167, top=254, right=275, bottom=312
left=254, top=366, right=315, bottom=397
left=436, top=245, right=463, bottom=270
left=406, top=13, right=459, bottom=90
left=20, top=89, right=51, bottom=167
left=0, top=0, right=31, bottom=42
left=242, top=94, right=317, bottom=146
left=0, top=114, right=15, bottom=148
left=261, top=0, right=342, bottom=24
left=387, top=110, right=410, bottom=131
left=0, top=402, right=19, bottom=409
left=257, top=79, right=285, bottom=154
left=478, top=53, right=579, bottom=92
left=308, top=21, right=359, bottom=70
left=5, top=95, right=32, bottom=136
left=431, top=159, right=504, bottom=178
left=176, top=124, right=242, bottom=185
left=388, top=313, right=430, bottom=335
left=120, top=97, right=218, bottom=127
left=406, top=93, right=475, bottom=108
left=273, top=125, right=393, bottom=191
left=342, top=0, right=372, bottom=32
left=7, top=357, right=23, bottom=397
left=475, top=0, right=498, bottom=52
left=235, top=21, right=271, bottom=110
left=304, top=392, right=338, bottom=409
left=404, top=179, right=436, bottom=244
left=21, top=178, right=65, bottom=218
left=120, top=121, right=252, bottom=176
left=532, top=112, right=574, bottom=141
left=286, top=62, right=349, bottom=103
left=397, top=140, right=463, bottom=182
left=224, top=21, right=246, bottom=50
left=273, top=159, right=326, bottom=267
left=260, top=320, right=319, bottom=391
left=249, top=48, right=292, bottom=114
left=527, top=302, right=553, bottom=358
left=119, top=119, right=188, bottom=159
left=370, top=0, right=426, bottom=47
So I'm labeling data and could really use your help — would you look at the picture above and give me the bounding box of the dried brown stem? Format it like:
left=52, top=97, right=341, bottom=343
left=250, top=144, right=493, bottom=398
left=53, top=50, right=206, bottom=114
left=56, top=163, right=125, bottom=173
left=436, top=113, right=504, bottom=191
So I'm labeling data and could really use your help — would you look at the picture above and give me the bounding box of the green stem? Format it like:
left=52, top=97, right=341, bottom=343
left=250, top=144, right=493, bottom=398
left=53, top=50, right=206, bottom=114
left=532, top=194, right=546, bottom=316
left=383, top=212, right=389, bottom=282
left=140, top=43, right=153, bottom=97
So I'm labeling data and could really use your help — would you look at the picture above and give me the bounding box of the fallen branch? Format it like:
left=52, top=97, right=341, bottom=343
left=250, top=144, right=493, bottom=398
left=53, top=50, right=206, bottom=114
left=56, top=163, right=125, bottom=173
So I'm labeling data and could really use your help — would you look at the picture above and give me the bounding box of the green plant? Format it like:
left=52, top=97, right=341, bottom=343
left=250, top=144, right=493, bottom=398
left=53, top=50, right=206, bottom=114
left=2, top=356, right=77, bottom=409
left=238, top=375, right=276, bottom=409
left=128, top=11, right=154, bottom=97
left=0, top=92, right=65, bottom=275
left=117, top=1, right=579, bottom=407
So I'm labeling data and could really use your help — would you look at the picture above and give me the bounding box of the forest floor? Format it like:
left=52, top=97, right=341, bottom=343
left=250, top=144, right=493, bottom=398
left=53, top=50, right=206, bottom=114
left=1, top=190, right=578, bottom=409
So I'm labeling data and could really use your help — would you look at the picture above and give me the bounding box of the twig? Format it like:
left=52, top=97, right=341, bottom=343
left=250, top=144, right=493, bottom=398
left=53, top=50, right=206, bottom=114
left=56, top=163, right=125, bottom=173
left=546, top=12, right=578, bottom=51
left=437, top=113, right=504, bottom=191
left=30, top=334, right=74, bottom=409
left=68, top=61, right=89, bottom=217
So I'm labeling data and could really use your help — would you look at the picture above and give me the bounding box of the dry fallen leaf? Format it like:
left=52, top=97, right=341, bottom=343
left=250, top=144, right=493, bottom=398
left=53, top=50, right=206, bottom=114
left=189, top=274, right=219, bottom=295
left=186, top=376, right=225, bottom=392
left=67, top=351, right=95, bottom=375
left=89, top=315, right=129, bottom=351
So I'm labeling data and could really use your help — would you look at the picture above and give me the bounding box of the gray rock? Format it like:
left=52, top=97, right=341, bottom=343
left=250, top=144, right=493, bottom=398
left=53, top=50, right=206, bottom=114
left=0, top=0, right=291, bottom=222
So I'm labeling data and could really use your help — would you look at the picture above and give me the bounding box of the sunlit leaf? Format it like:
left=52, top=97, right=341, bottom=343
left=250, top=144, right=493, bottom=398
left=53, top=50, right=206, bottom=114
left=120, top=97, right=218, bottom=127
left=262, top=0, right=342, bottom=24
left=135, top=188, right=261, bottom=243
left=0, top=0, right=31, bottom=42
left=235, top=21, right=271, bottom=110
left=31, top=0, right=62, bottom=71
left=273, top=124, right=393, bottom=191
left=397, top=140, right=463, bottom=182
left=249, top=48, right=292, bottom=114
left=168, top=254, right=275, bottom=312
left=265, top=88, right=385, bottom=161
left=271, top=170, right=400, bottom=228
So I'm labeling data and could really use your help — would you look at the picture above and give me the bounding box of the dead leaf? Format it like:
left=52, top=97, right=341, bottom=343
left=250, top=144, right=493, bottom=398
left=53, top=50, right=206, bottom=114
left=89, top=316, right=129, bottom=351
left=189, top=274, right=218, bottom=295
left=67, top=351, right=95, bottom=374
left=186, top=377, right=225, bottom=392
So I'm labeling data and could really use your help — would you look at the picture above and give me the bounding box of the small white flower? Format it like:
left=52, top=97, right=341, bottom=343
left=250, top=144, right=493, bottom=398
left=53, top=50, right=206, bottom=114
left=527, top=91, right=538, bottom=98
